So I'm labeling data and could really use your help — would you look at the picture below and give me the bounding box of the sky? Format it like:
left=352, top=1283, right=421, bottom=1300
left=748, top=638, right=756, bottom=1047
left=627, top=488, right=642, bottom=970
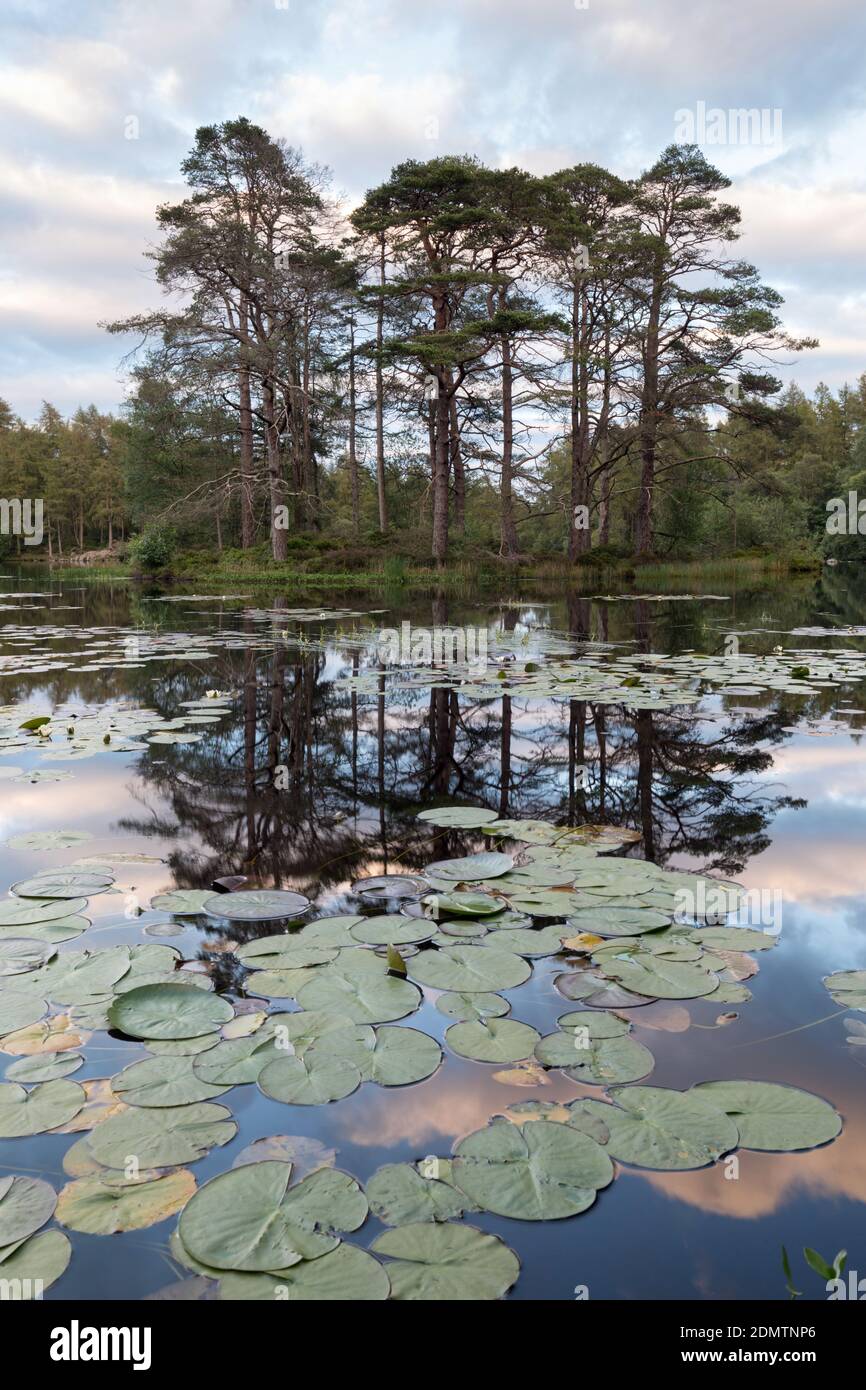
left=1, top=0, right=865, bottom=420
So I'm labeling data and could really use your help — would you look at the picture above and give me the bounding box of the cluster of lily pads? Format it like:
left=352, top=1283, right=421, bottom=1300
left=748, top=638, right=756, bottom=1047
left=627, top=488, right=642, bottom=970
left=0, top=804, right=847, bottom=1300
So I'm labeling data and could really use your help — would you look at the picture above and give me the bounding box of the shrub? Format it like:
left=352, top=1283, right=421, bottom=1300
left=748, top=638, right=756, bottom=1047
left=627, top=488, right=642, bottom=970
left=128, top=526, right=174, bottom=571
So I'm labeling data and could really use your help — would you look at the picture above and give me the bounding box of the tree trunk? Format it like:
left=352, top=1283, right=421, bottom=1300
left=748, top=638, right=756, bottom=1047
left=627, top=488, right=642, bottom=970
left=374, top=234, right=388, bottom=534
left=348, top=319, right=360, bottom=536
left=449, top=394, right=465, bottom=536
left=432, top=372, right=450, bottom=566
left=262, top=378, right=287, bottom=562
left=238, top=356, right=256, bottom=548
left=636, top=264, right=663, bottom=555
left=569, top=274, right=591, bottom=559
left=499, top=302, right=519, bottom=559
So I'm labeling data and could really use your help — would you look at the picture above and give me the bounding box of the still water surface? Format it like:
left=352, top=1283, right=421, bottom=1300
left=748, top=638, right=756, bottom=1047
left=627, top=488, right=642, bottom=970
left=2, top=566, right=865, bottom=1300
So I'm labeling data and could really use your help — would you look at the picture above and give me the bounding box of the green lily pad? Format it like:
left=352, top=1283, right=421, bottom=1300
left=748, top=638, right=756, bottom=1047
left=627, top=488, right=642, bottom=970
left=88, top=1101, right=236, bottom=1169
left=179, top=1162, right=367, bottom=1271
left=535, top=1012, right=654, bottom=1084
left=427, top=852, right=513, bottom=881
left=452, top=1117, right=613, bottom=1219
left=203, top=890, right=310, bottom=922
left=692, top=1080, right=842, bottom=1152
left=5, top=830, right=92, bottom=851
left=0, top=1079, right=86, bottom=1136
left=824, top=970, right=866, bottom=1010
left=257, top=1049, right=362, bottom=1106
left=12, top=873, right=112, bottom=900
left=410, top=945, right=530, bottom=993
left=218, top=1243, right=390, bottom=1301
left=690, top=927, right=776, bottom=951
left=234, top=936, right=338, bottom=969
left=0, top=993, right=47, bottom=1036
left=371, top=1222, right=519, bottom=1300
left=478, top=925, right=567, bottom=957
left=110, top=1055, right=231, bottom=1107
left=349, top=916, right=436, bottom=947
left=314, top=1024, right=442, bottom=1086
left=5, top=1051, right=84, bottom=1081
left=231, top=1135, right=337, bottom=1180
left=585, top=1085, right=738, bottom=1170
left=566, top=907, right=672, bottom=936
left=56, top=1170, right=196, bottom=1233
left=0, top=1228, right=71, bottom=1293
left=435, top=991, right=510, bottom=1022
left=150, top=890, right=214, bottom=916
left=296, top=951, right=421, bottom=1024
left=598, top=955, right=718, bottom=1000
left=108, top=984, right=233, bottom=1039
left=446, top=1018, right=540, bottom=1063
left=0, top=915, right=89, bottom=945
left=367, top=1163, right=473, bottom=1225
left=416, top=806, right=499, bottom=828
left=0, top=938, right=56, bottom=976
left=426, top=893, right=506, bottom=918
left=0, top=897, right=89, bottom=926
left=0, top=1175, right=56, bottom=1245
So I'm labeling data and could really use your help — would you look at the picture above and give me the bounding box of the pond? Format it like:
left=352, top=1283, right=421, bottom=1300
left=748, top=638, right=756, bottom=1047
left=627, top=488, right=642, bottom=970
left=1, top=564, right=865, bottom=1302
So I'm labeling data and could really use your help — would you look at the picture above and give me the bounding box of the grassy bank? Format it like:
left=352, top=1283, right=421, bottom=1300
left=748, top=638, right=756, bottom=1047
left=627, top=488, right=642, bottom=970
left=40, top=544, right=820, bottom=595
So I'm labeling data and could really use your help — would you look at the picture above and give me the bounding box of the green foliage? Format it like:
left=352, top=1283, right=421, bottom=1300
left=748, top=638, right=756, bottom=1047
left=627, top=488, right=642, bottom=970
left=127, top=526, right=175, bottom=571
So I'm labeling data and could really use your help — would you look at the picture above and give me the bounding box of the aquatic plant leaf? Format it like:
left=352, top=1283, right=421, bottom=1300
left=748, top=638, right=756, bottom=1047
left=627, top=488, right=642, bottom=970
left=0, top=1175, right=56, bottom=1245
left=111, top=1056, right=231, bottom=1107
left=296, top=951, right=421, bottom=1024
left=179, top=1161, right=367, bottom=1271
left=585, top=1085, right=738, bottom=1170
left=108, top=983, right=233, bottom=1039
left=0, top=992, right=47, bottom=1036
left=150, top=890, right=214, bottom=915
left=426, top=852, right=514, bottom=881
left=0, top=897, right=88, bottom=926
left=56, top=1170, right=195, bottom=1234
left=203, top=890, right=310, bottom=921
left=371, top=1222, right=519, bottom=1300
left=315, top=1024, right=442, bottom=1086
left=218, top=1243, right=389, bottom=1301
left=446, top=1018, right=540, bottom=1063
left=231, top=1135, right=337, bottom=1180
left=257, top=1050, right=362, bottom=1105
left=692, top=1080, right=842, bottom=1152
left=0, top=938, right=56, bottom=975
left=88, top=1101, right=236, bottom=1169
left=5, top=830, right=91, bottom=851
left=0, top=1079, right=86, bottom=1136
left=0, top=1229, right=71, bottom=1293
left=416, top=806, right=499, bottom=828
left=367, top=1163, right=472, bottom=1225
left=435, top=991, right=509, bottom=1022
left=452, top=1117, right=612, bottom=1219
left=598, top=955, right=718, bottom=1000
left=410, top=945, right=530, bottom=993
left=5, top=1051, right=83, bottom=1081
left=349, top=915, right=436, bottom=946
left=824, top=970, right=866, bottom=1010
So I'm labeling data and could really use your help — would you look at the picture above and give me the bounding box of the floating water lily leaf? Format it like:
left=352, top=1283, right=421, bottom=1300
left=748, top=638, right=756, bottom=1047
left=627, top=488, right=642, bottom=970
left=0, top=992, right=47, bottom=1036
left=478, top=925, right=567, bottom=957
left=88, top=1101, right=236, bottom=1169
left=6, top=830, right=91, bottom=851
left=427, top=852, right=514, bottom=882
left=587, top=1085, right=738, bottom=1170
left=416, top=806, right=499, bottom=828
left=296, top=951, right=421, bottom=1024
left=446, top=1018, right=540, bottom=1063
left=150, top=890, right=214, bottom=916
left=351, top=875, right=426, bottom=899
left=692, top=1080, right=842, bottom=1152
left=599, top=955, right=718, bottom=1000
left=0, top=1014, right=89, bottom=1056
left=28, top=946, right=132, bottom=1005
left=56, top=1170, right=196, bottom=1234
left=0, top=897, right=88, bottom=926
left=690, top=927, right=775, bottom=952
left=0, top=1079, right=86, bottom=1136
left=566, top=907, right=672, bottom=937
left=0, top=915, right=89, bottom=945
left=435, top=991, right=509, bottom=1022
left=410, top=945, right=530, bottom=993
left=111, top=1056, right=231, bottom=1108
left=0, top=938, right=55, bottom=976
left=367, top=1163, right=472, bottom=1226
left=349, top=916, right=435, bottom=947
left=179, top=1162, right=367, bottom=1272
left=5, top=1051, right=84, bottom=1081
left=231, top=1135, right=337, bottom=1180
left=257, top=1049, right=361, bottom=1106
left=452, top=1117, right=612, bottom=1219
left=315, top=1024, right=442, bottom=1086
left=427, top=892, right=506, bottom=919
left=51, top=1078, right=127, bottom=1133
left=371, top=1222, right=519, bottom=1300
left=218, top=1243, right=390, bottom=1301
left=108, top=983, right=233, bottom=1039
left=0, top=1229, right=71, bottom=1293
left=12, top=873, right=112, bottom=900
left=824, top=970, right=866, bottom=1010
left=0, top=1175, right=56, bottom=1245
left=234, top=935, right=336, bottom=969
left=203, top=890, right=310, bottom=922
left=535, top=1013, right=654, bottom=1085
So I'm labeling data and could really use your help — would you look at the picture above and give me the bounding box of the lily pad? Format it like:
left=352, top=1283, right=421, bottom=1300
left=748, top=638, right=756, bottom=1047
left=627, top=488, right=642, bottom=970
left=0, top=1079, right=86, bottom=1136
left=427, top=852, right=513, bottom=881
left=452, top=1117, right=613, bottom=1219
left=598, top=955, right=718, bottom=1000
left=0, top=1175, right=56, bottom=1245
left=150, top=890, right=214, bottom=916
left=56, top=1170, right=196, bottom=1234
left=88, top=1101, right=236, bottom=1169
left=5, top=830, right=92, bottom=851
left=203, top=890, right=310, bottom=922
left=535, top=1013, right=654, bottom=1085
left=349, top=916, right=436, bottom=947
left=692, top=1080, right=842, bottom=1152
left=111, top=1056, right=231, bottom=1108
left=585, top=1085, right=738, bottom=1170
left=179, top=1162, right=367, bottom=1271
left=367, top=1163, right=473, bottom=1225
left=218, top=1243, right=389, bottom=1301
left=296, top=951, right=421, bottom=1024
left=108, top=984, right=233, bottom=1039
left=446, top=1018, right=540, bottom=1063
left=0, top=938, right=56, bottom=976
left=435, top=992, right=510, bottom=1022
left=314, top=1024, right=442, bottom=1086
left=824, top=970, right=866, bottom=1010
left=232, top=1135, right=337, bottom=1180
left=371, top=1222, right=519, bottom=1300
left=416, top=806, right=499, bottom=828
left=0, top=1228, right=71, bottom=1293
left=410, top=945, right=530, bottom=993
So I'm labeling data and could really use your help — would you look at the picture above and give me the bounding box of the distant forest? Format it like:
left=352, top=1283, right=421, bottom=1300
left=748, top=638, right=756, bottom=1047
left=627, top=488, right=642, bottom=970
left=2, top=118, right=865, bottom=569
